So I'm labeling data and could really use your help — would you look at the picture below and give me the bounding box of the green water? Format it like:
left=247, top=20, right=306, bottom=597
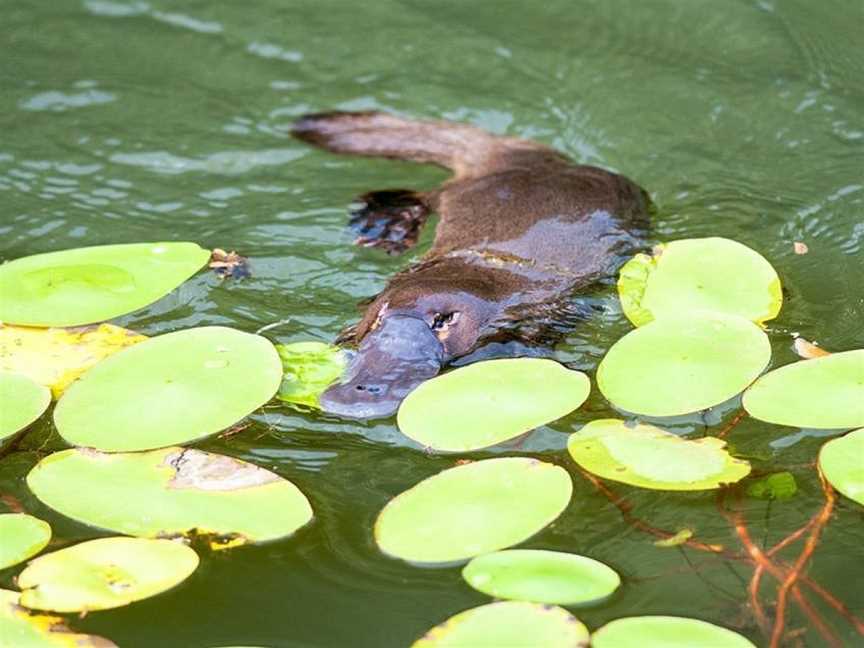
left=2, top=1, right=862, bottom=646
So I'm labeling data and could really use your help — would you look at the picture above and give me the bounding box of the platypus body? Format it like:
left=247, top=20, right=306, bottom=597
left=292, top=112, right=651, bottom=418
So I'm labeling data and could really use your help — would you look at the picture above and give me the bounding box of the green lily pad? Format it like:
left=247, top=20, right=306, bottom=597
left=412, top=601, right=589, bottom=648
left=462, top=549, right=620, bottom=605
left=742, top=350, right=864, bottom=429
left=0, top=589, right=116, bottom=647
left=53, top=326, right=282, bottom=452
left=597, top=313, right=770, bottom=417
left=0, top=514, right=52, bottom=570
left=276, top=341, right=345, bottom=408
left=397, top=358, right=590, bottom=452
left=0, top=242, right=210, bottom=327
left=819, top=428, right=864, bottom=506
left=617, top=238, right=782, bottom=327
left=27, top=447, right=313, bottom=547
left=0, top=372, right=51, bottom=446
left=374, top=457, right=572, bottom=564
left=591, top=615, right=756, bottom=648
left=567, top=419, right=751, bottom=490
left=17, top=537, right=198, bottom=613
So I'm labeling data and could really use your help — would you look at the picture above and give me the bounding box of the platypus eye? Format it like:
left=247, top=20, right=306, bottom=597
left=431, top=312, right=458, bottom=330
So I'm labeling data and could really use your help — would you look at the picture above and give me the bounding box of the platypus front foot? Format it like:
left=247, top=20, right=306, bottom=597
left=348, top=189, right=430, bottom=255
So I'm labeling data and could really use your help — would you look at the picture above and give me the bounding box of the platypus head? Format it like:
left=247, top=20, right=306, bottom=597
left=319, top=260, right=520, bottom=419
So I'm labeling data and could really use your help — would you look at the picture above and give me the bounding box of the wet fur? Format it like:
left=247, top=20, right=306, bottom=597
left=293, top=111, right=651, bottom=360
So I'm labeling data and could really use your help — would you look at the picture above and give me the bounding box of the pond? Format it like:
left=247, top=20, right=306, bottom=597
left=1, top=0, right=862, bottom=646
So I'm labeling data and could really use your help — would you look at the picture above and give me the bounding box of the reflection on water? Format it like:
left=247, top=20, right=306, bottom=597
left=1, top=0, right=862, bottom=646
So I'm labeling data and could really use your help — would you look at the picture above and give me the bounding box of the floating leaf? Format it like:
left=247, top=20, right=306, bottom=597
left=0, top=324, right=146, bottom=398
left=819, top=428, right=864, bottom=506
left=617, top=237, right=782, bottom=326
left=0, top=242, right=210, bottom=327
left=591, top=615, right=756, bottom=647
left=462, top=550, right=619, bottom=605
left=792, top=337, right=831, bottom=359
left=597, top=313, right=770, bottom=417
left=276, top=341, right=345, bottom=408
left=743, top=350, right=864, bottom=429
left=53, top=326, right=282, bottom=451
left=0, top=372, right=50, bottom=446
left=0, top=514, right=51, bottom=570
left=17, top=537, right=198, bottom=613
left=568, top=420, right=750, bottom=490
left=209, top=248, right=250, bottom=279
left=397, top=359, right=590, bottom=452
left=653, top=529, right=694, bottom=548
left=412, top=601, right=589, bottom=648
left=0, top=589, right=116, bottom=647
left=375, top=458, right=572, bottom=564
left=27, top=447, right=313, bottom=547
left=746, top=472, right=797, bottom=500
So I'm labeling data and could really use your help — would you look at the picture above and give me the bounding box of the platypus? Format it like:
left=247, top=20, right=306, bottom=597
left=292, top=111, right=650, bottom=418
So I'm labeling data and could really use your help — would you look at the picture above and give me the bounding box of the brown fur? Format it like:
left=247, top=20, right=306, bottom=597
left=293, top=111, right=650, bottom=359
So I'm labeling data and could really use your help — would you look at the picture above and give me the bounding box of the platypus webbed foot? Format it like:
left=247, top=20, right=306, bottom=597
left=349, top=189, right=430, bottom=255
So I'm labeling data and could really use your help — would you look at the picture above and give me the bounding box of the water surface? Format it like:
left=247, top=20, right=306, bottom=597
left=1, top=1, right=862, bottom=646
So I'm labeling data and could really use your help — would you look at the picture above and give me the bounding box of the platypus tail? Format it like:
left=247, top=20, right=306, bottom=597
left=291, top=111, right=550, bottom=177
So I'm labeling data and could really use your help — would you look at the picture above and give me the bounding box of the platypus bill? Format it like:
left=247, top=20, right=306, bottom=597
left=292, top=111, right=651, bottom=419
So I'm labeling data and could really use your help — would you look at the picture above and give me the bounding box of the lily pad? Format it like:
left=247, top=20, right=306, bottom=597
left=276, top=341, right=345, bottom=408
left=374, top=457, right=572, bottom=564
left=0, top=514, right=52, bottom=570
left=27, top=447, right=313, bottom=547
left=0, top=242, right=210, bottom=327
left=819, top=428, right=864, bottom=506
left=462, top=549, right=620, bottom=605
left=0, top=589, right=116, bottom=647
left=0, top=372, right=51, bottom=445
left=567, top=419, right=750, bottom=490
left=53, top=326, right=282, bottom=452
left=17, top=537, right=198, bottom=613
left=397, top=359, right=590, bottom=452
left=0, top=324, right=146, bottom=398
left=412, top=601, right=589, bottom=648
left=742, top=350, right=864, bottom=429
left=617, top=238, right=782, bottom=326
left=597, top=313, right=770, bottom=417
left=591, top=615, right=756, bottom=648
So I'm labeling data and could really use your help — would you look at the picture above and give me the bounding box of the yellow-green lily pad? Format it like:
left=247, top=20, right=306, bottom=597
left=617, top=238, right=782, bottom=327
left=591, top=615, right=756, bottom=648
left=27, top=447, right=313, bottom=547
left=0, top=514, right=52, bottom=570
left=0, top=372, right=51, bottom=446
left=462, top=549, right=620, bottom=605
left=374, top=458, right=572, bottom=564
left=0, top=323, right=146, bottom=398
left=276, top=341, right=345, bottom=408
left=0, top=242, right=210, bottom=327
left=397, top=359, right=590, bottom=452
left=742, top=350, right=864, bottom=429
left=597, top=313, right=770, bottom=417
left=0, top=589, right=116, bottom=647
left=17, top=537, right=198, bottom=613
left=819, top=428, right=864, bottom=506
left=567, top=420, right=750, bottom=490
left=412, top=601, right=589, bottom=648
left=53, top=326, right=282, bottom=452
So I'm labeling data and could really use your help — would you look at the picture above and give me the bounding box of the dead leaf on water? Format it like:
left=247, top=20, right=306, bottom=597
left=209, top=248, right=250, bottom=279
left=793, top=337, right=831, bottom=359
left=793, top=241, right=809, bottom=255
left=0, top=324, right=146, bottom=398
